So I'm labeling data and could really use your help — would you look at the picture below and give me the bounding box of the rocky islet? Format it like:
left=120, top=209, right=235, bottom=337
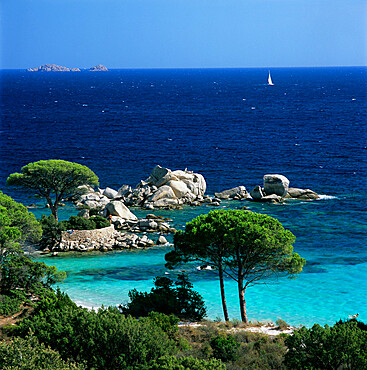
left=49, top=166, right=319, bottom=253
left=27, top=64, right=108, bottom=72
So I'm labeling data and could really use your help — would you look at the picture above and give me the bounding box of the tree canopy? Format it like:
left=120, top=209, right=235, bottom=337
left=167, top=209, right=305, bottom=323
left=0, top=192, right=65, bottom=295
left=0, top=191, right=42, bottom=247
left=7, top=160, right=99, bottom=221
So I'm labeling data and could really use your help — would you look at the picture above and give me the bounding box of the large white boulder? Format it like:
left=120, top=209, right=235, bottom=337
left=153, top=198, right=179, bottom=207
left=263, top=174, right=289, bottom=197
left=166, top=180, right=190, bottom=198
left=105, top=201, right=137, bottom=220
left=146, top=165, right=178, bottom=187
left=148, top=185, right=177, bottom=202
left=103, top=187, right=118, bottom=199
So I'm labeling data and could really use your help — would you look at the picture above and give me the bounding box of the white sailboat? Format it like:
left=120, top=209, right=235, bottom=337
left=267, top=71, right=274, bottom=86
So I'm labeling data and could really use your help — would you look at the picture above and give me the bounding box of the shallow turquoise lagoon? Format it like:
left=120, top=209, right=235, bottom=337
left=35, top=196, right=367, bottom=328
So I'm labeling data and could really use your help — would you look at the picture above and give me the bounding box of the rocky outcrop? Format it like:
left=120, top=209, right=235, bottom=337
left=249, top=174, right=289, bottom=203
left=214, top=186, right=249, bottom=200
left=250, top=186, right=265, bottom=200
left=250, top=174, right=319, bottom=203
left=285, top=188, right=320, bottom=200
left=89, top=64, right=108, bottom=71
left=263, top=174, right=289, bottom=197
left=103, top=201, right=137, bottom=220
left=51, top=225, right=160, bottom=252
left=27, top=64, right=81, bottom=72
left=111, top=214, right=176, bottom=234
left=113, top=165, right=208, bottom=209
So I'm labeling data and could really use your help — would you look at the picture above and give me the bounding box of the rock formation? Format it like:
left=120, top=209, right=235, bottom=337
left=250, top=174, right=319, bottom=203
left=285, top=188, right=320, bottom=200
left=214, top=186, right=249, bottom=200
left=89, top=64, right=108, bottom=71
left=263, top=174, right=290, bottom=197
left=52, top=225, right=159, bottom=252
left=27, top=64, right=81, bottom=72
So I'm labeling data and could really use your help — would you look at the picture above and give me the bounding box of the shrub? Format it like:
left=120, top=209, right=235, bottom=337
left=147, top=355, right=225, bottom=369
left=0, top=332, right=84, bottom=369
left=275, top=319, right=289, bottom=330
left=120, top=274, right=206, bottom=321
left=90, top=215, right=110, bottom=229
left=285, top=321, right=367, bottom=369
left=0, top=293, right=23, bottom=316
left=210, top=334, right=240, bottom=362
left=39, top=215, right=64, bottom=250
left=60, top=215, right=110, bottom=231
left=61, top=216, right=96, bottom=230
left=17, top=291, right=177, bottom=370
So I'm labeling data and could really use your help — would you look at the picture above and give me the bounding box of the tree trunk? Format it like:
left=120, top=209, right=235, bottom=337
left=46, top=195, right=58, bottom=221
left=238, top=278, right=248, bottom=323
left=218, top=262, right=229, bottom=321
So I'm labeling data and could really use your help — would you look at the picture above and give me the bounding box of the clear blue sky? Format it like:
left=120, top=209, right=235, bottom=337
left=1, top=0, right=366, bottom=69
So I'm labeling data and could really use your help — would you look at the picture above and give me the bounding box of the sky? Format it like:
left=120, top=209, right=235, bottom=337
left=1, top=0, right=366, bottom=69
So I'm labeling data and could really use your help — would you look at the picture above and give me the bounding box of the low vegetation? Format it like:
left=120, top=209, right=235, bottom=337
left=120, top=273, right=207, bottom=321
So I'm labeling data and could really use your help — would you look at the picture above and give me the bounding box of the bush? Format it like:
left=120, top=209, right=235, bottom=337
left=147, top=355, right=225, bottom=369
left=60, top=216, right=96, bottom=230
left=90, top=215, right=110, bottom=229
left=39, top=215, right=64, bottom=250
left=285, top=321, right=367, bottom=369
left=275, top=319, right=289, bottom=330
left=0, top=332, right=84, bottom=369
left=60, top=215, right=110, bottom=231
left=120, top=274, right=206, bottom=321
left=0, top=293, right=23, bottom=316
left=17, top=291, right=177, bottom=370
left=210, top=334, right=240, bottom=362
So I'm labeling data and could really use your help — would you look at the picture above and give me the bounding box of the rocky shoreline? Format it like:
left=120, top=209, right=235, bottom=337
left=47, top=165, right=320, bottom=254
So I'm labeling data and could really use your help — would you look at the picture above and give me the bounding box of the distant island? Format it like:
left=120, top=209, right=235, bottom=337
left=26, top=64, right=108, bottom=72
left=89, top=64, right=108, bottom=71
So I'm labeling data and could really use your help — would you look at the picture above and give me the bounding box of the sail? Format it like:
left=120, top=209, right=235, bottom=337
left=268, top=71, right=274, bottom=85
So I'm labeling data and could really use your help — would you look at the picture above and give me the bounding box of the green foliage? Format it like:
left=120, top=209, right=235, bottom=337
left=0, top=243, right=65, bottom=295
left=121, top=273, right=207, bottom=321
left=147, top=355, right=225, bottom=369
left=39, top=215, right=65, bottom=250
left=90, top=215, right=110, bottom=228
left=275, top=319, right=289, bottom=330
left=0, top=290, right=26, bottom=316
left=147, top=311, right=180, bottom=339
left=0, top=191, right=42, bottom=247
left=0, top=332, right=84, bottom=369
left=7, top=160, right=99, bottom=220
left=210, top=334, right=240, bottom=362
left=60, top=215, right=96, bottom=230
left=60, top=215, right=110, bottom=231
left=284, top=321, right=367, bottom=369
left=17, top=291, right=177, bottom=370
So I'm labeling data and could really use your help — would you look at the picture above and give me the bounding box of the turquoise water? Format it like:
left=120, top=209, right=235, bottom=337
left=35, top=195, right=367, bottom=328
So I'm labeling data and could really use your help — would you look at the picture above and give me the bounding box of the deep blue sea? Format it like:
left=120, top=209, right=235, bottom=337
left=0, top=67, right=366, bottom=327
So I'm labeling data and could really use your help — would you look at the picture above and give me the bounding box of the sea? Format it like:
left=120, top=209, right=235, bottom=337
left=0, top=67, right=366, bottom=327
